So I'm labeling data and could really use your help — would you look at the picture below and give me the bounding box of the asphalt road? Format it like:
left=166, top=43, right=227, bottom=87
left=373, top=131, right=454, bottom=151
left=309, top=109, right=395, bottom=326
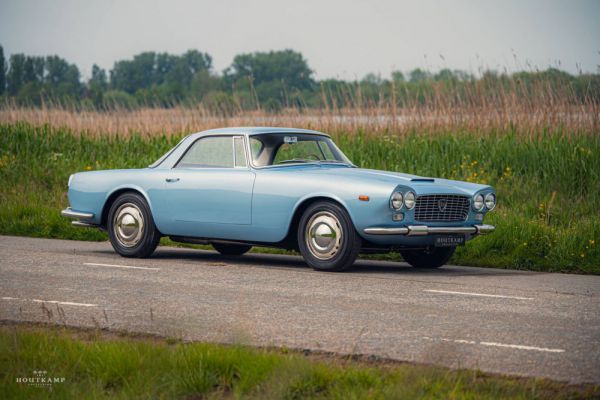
left=1, top=235, right=599, bottom=384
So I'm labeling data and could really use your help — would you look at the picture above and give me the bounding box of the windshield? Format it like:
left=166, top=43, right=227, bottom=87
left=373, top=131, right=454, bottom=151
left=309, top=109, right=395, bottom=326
left=249, top=133, right=352, bottom=167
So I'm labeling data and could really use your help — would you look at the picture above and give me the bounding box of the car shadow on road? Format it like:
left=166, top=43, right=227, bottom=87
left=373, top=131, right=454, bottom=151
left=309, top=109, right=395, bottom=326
left=87, top=245, right=529, bottom=277
left=112, top=247, right=533, bottom=277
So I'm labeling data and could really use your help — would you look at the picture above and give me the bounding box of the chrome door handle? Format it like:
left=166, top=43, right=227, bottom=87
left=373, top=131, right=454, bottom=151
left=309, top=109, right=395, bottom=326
left=165, top=178, right=180, bottom=183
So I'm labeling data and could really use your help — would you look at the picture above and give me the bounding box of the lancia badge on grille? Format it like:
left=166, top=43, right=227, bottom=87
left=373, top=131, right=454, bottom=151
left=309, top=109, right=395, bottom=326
left=438, top=198, right=448, bottom=212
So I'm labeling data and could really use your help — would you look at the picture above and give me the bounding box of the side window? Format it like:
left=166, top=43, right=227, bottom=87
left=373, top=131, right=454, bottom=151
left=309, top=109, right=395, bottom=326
left=177, top=137, right=234, bottom=168
left=234, top=137, right=247, bottom=167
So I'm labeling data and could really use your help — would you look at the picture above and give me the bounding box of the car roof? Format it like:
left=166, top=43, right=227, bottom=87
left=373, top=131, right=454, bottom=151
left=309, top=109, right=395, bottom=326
left=151, top=127, right=334, bottom=169
left=187, top=127, right=329, bottom=140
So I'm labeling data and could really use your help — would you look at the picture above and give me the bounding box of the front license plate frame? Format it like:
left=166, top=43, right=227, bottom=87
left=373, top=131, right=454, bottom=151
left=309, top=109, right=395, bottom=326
left=434, top=235, right=465, bottom=247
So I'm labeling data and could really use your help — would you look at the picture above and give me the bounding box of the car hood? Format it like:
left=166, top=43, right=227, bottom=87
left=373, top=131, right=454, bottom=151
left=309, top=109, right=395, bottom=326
left=291, top=165, right=491, bottom=196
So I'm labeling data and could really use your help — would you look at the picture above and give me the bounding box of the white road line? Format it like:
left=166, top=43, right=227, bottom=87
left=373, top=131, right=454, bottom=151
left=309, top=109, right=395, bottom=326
left=84, top=262, right=160, bottom=271
left=2, top=296, right=97, bottom=307
left=480, top=341, right=565, bottom=353
left=424, top=289, right=533, bottom=300
left=422, top=336, right=565, bottom=353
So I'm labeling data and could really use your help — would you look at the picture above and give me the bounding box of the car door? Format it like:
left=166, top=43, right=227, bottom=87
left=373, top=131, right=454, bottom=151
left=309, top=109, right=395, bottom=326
left=162, top=135, right=255, bottom=237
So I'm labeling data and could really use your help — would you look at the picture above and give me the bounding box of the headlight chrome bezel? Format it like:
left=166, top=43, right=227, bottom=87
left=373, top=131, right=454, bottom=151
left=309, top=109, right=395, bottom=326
left=473, top=194, right=485, bottom=211
left=404, top=191, right=416, bottom=210
left=390, top=191, right=404, bottom=210
left=485, top=193, right=496, bottom=210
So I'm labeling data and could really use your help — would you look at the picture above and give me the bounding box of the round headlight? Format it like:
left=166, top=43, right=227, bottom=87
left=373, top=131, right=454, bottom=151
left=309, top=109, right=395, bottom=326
left=473, top=194, right=484, bottom=211
left=485, top=193, right=496, bottom=210
left=390, top=192, right=404, bottom=210
left=404, top=191, right=416, bottom=210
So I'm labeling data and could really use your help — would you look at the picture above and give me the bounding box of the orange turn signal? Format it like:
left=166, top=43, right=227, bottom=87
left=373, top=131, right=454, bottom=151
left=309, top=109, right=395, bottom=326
left=358, top=195, right=370, bottom=201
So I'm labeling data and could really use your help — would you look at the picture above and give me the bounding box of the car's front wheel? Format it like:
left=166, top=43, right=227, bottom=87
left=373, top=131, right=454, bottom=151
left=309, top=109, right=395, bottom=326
left=107, top=192, right=161, bottom=258
left=212, top=243, right=252, bottom=256
left=400, top=247, right=456, bottom=269
left=297, top=201, right=361, bottom=271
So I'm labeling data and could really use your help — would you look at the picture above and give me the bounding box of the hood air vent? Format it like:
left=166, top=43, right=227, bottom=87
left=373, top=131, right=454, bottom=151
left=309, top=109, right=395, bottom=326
left=411, top=178, right=435, bottom=182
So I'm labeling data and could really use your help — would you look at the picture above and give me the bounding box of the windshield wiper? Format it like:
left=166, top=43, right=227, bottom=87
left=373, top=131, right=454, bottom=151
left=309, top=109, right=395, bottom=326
left=275, top=159, right=354, bottom=167
left=275, top=159, right=313, bottom=164
left=317, top=160, right=355, bottom=167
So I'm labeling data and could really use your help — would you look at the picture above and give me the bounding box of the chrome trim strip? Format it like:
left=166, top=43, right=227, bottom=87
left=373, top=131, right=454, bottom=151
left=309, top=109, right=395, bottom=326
left=363, top=224, right=495, bottom=236
left=475, top=224, right=495, bottom=234
left=420, top=226, right=477, bottom=235
left=363, top=227, right=410, bottom=235
left=72, top=221, right=97, bottom=228
left=61, top=208, right=94, bottom=220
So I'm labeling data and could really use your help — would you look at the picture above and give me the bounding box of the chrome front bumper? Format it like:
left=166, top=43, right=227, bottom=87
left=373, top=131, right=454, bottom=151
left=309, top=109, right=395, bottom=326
left=61, top=208, right=97, bottom=227
left=363, top=224, right=495, bottom=236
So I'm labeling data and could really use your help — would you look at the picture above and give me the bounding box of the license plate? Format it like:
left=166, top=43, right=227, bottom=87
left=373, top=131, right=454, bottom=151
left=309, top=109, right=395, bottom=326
left=434, top=235, right=465, bottom=247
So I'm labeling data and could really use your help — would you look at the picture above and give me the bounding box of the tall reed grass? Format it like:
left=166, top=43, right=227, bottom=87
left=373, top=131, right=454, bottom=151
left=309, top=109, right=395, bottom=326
left=1, top=104, right=596, bottom=137
left=1, top=69, right=598, bottom=137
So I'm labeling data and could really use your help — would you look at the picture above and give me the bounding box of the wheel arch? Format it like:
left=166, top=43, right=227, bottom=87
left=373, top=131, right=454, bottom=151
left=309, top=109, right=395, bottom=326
left=282, top=194, right=356, bottom=248
left=101, top=186, right=154, bottom=228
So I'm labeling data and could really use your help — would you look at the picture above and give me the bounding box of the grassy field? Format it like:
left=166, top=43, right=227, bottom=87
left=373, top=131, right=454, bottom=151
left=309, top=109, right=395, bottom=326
left=1, top=122, right=598, bottom=273
left=1, top=323, right=597, bottom=399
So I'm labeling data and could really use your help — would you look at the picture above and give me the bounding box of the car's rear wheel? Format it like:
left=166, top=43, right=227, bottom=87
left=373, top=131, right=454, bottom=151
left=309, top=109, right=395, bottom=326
left=212, top=243, right=252, bottom=256
left=297, top=201, right=361, bottom=271
left=400, top=247, right=456, bottom=269
left=107, top=192, right=161, bottom=258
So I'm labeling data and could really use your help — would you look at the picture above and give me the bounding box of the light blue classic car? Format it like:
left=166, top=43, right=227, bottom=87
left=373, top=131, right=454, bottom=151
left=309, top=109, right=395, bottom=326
left=62, top=127, right=496, bottom=271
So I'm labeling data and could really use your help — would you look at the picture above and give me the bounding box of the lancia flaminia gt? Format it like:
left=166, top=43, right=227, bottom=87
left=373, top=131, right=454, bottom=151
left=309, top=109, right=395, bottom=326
left=62, top=127, right=496, bottom=271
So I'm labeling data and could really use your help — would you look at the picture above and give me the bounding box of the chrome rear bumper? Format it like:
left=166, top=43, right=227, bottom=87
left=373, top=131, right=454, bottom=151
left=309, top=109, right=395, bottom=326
left=363, top=224, right=495, bottom=236
left=61, top=208, right=96, bottom=227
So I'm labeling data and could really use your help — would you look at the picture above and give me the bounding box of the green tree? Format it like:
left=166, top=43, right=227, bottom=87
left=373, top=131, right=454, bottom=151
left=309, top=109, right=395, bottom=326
left=434, top=68, right=457, bottom=82
left=110, top=50, right=212, bottom=105
left=227, top=49, right=314, bottom=92
left=7, top=54, right=26, bottom=95
left=43, top=55, right=81, bottom=101
left=45, top=55, right=79, bottom=85
left=391, top=70, right=405, bottom=83
left=191, top=69, right=221, bottom=100
left=102, top=89, right=138, bottom=109
left=0, top=45, right=6, bottom=95
left=90, top=64, right=108, bottom=88
left=88, top=64, right=108, bottom=106
left=409, top=68, right=431, bottom=82
left=23, top=56, right=45, bottom=83
left=111, top=51, right=157, bottom=93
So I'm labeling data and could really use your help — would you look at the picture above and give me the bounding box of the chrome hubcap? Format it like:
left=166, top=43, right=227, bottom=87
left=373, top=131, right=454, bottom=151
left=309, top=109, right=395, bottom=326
left=305, top=211, right=343, bottom=260
left=113, top=203, right=144, bottom=247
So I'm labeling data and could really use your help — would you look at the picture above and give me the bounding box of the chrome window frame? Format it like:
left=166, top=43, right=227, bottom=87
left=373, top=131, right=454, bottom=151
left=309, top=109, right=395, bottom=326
left=173, top=135, right=249, bottom=170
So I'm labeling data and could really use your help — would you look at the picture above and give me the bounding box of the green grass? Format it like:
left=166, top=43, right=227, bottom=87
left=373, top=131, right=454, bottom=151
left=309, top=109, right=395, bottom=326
left=1, top=323, right=597, bottom=399
left=1, top=122, right=599, bottom=273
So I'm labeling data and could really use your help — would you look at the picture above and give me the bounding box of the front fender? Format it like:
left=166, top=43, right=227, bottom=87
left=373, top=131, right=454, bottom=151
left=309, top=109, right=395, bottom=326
left=101, top=185, right=156, bottom=226
left=285, top=192, right=353, bottom=234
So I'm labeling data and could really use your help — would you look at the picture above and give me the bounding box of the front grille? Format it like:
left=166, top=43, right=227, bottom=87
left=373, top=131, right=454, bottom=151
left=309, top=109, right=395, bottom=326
left=414, top=194, right=470, bottom=222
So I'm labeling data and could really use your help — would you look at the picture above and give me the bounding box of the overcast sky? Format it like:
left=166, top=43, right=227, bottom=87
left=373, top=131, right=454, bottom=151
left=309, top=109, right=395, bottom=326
left=1, top=0, right=598, bottom=80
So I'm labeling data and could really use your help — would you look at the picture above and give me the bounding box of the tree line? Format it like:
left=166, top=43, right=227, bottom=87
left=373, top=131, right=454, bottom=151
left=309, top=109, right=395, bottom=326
left=0, top=44, right=598, bottom=113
